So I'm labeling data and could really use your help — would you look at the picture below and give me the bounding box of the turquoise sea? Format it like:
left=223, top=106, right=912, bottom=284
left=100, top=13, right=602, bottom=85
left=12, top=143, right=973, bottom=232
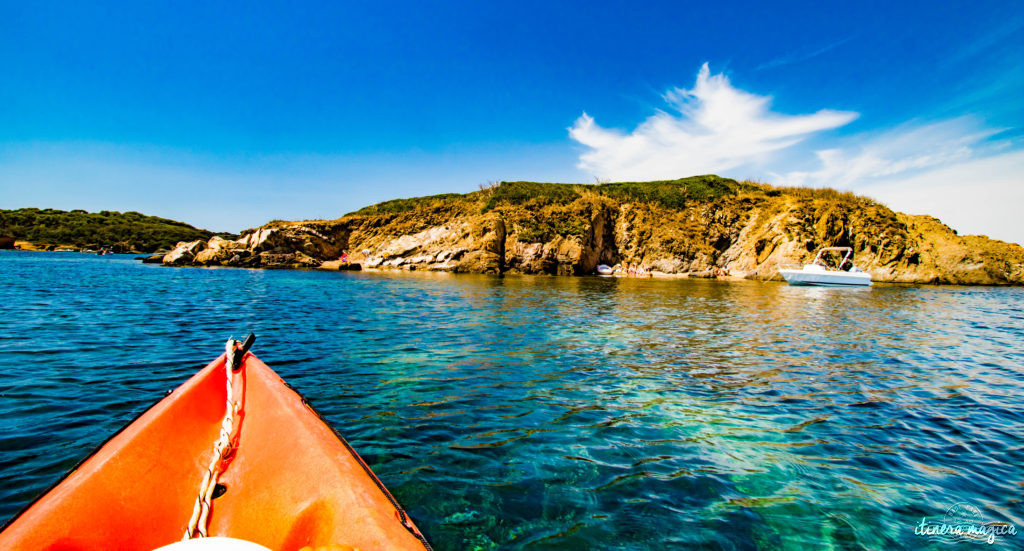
left=1, top=251, right=1021, bottom=549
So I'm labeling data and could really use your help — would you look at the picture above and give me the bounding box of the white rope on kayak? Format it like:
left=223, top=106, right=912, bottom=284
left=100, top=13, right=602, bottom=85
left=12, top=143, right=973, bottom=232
left=183, top=339, right=242, bottom=540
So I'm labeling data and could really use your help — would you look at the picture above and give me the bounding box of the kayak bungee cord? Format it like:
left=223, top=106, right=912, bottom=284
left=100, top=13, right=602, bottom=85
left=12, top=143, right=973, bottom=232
left=182, top=335, right=252, bottom=539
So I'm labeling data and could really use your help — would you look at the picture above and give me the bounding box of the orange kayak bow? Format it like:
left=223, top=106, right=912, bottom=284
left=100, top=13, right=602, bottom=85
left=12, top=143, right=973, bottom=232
left=0, top=336, right=431, bottom=551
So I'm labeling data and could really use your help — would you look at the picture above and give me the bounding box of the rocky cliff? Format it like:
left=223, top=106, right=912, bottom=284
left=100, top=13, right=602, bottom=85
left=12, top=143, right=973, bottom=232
left=159, top=176, right=1024, bottom=285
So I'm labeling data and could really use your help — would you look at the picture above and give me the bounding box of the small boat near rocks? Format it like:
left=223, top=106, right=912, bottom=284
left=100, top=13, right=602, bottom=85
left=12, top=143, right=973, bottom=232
left=778, top=247, right=872, bottom=287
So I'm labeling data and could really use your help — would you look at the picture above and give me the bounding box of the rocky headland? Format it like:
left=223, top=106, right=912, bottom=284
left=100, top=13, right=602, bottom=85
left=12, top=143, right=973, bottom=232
left=156, top=176, right=1024, bottom=285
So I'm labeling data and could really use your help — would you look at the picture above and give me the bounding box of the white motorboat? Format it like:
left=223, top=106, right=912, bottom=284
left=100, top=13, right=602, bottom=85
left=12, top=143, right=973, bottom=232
left=778, top=247, right=872, bottom=286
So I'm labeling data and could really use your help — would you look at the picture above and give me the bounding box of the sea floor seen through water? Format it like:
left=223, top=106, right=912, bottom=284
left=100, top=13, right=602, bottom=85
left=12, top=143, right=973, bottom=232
left=1, top=251, right=1022, bottom=549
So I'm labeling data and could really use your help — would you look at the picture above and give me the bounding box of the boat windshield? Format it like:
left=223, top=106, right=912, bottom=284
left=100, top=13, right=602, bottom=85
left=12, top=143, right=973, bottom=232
left=811, top=247, right=854, bottom=271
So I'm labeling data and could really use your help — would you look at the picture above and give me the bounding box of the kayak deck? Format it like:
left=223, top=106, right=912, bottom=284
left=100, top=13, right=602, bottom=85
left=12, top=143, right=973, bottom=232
left=0, top=348, right=430, bottom=551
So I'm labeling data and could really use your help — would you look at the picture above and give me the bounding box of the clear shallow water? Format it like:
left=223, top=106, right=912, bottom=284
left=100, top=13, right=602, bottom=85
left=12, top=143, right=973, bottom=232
left=1, top=251, right=1022, bottom=549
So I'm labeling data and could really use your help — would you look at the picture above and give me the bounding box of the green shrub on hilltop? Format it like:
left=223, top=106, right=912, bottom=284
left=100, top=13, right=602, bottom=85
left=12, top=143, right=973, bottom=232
left=0, top=208, right=233, bottom=252
left=764, top=184, right=879, bottom=207
left=354, top=193, right=467, bottom=215
left=484, top=175, right=751, bottom=211
left=596, top=175, right=754, bottom=208
left=341, top=176, right=880, bottom=245
left=345, top=175, right=756, bottom=218
left=483, top=181, right=583, bottom=211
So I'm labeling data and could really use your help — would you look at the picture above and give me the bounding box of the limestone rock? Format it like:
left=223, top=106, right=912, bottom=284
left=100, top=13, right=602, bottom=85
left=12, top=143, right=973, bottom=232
left=206, top=235, right=243, bottom=250
left=649, top=258, right=684, bottom=274
left=316, top=259, right=362, bottom=271
left=163, top=240, right=204, bottom=265
left=408, top=254, right=436, bottom=264
left=194, top=248, right=243, bottom=266
left=237, top=225, right=342, bottom=260
left=257, top=251, right=321, bottom=268
left=455, top=250, right=502, bottom=274
left=382, top=226, right=451, bottom=257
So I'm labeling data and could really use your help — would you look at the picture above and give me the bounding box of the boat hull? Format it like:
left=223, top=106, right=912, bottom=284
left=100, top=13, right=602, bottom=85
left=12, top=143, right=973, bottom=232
left=0, top=352, right=429, bottom=551
left=779, top=268, right=872, bottom=286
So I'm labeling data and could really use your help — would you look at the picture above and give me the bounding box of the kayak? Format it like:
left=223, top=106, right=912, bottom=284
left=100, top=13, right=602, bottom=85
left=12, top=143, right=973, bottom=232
left=0, top=336, right=431, bottom=551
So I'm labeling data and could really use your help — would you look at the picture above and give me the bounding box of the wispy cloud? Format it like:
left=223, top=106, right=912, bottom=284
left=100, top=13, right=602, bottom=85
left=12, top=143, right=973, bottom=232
left=771, top=117, right=1024, bottom=244
left=770, top=117, right=1004, bottom=189
left=756, top=37, right=853, bottom=71
left=568, top=64, right=1023, bottom=244
left=568, top=63, right=858, bottom=181
left=861, top=149, right=1024, bottom=245
left=941, top=17, right=1024, bottom=69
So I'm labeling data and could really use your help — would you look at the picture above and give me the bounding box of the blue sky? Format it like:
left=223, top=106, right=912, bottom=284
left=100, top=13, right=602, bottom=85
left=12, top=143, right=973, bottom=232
left=1, top=1, right=1022, bottom=243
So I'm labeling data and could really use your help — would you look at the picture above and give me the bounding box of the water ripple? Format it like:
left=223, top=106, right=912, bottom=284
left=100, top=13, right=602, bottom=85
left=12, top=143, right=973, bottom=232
left=1, top=251, right=1022, bottom=548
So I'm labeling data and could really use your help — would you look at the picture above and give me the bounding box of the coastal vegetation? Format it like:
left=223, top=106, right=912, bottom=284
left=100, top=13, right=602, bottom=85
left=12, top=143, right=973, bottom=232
left=479, top=175, right=758, bottom=211
left=0, top=208, right=233, bottom=253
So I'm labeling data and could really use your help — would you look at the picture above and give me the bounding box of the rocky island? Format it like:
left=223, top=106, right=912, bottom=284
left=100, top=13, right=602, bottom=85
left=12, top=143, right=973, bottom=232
left=156, top=175, right=1024, bottom=285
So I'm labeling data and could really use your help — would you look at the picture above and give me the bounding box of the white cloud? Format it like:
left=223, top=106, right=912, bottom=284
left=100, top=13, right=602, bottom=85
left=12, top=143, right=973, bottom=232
left=568, top=63, right=858, bottom=180
left=568, top=64, right=1023, bottom=245
left=755, top=37, right=853, bottom=71
left=771, top=117, right=1002, bottom=189
left=860, top=150, right=1024, bottom=246
left=769, top=116, right=1024, bottom=244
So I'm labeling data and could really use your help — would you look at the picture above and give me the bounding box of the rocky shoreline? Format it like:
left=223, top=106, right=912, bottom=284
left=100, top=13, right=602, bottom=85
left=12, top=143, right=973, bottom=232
left=149, top=177, right=1024, bottom=285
